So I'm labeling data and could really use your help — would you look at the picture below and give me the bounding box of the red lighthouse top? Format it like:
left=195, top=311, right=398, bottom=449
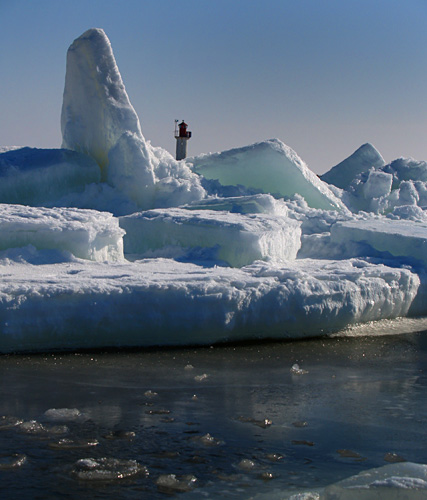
left=176, top=120, right=192, bottom=139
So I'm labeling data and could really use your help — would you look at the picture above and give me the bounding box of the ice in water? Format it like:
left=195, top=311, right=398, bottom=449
left=71, top=457, right=148, bottom=481
left=155, top=473, right=197, bottom=493
left=0, top=454, right=27, bottom=470
left=44, top=408, right=85, bottom=421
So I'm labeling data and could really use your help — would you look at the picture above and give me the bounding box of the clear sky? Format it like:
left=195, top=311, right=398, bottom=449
left=1, top=0, right=426, bottom=174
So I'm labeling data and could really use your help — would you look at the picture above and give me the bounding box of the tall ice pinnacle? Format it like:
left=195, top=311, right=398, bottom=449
left=61, top=28, right=156, bottom=206
left=61, top=29, right=138, bottom=171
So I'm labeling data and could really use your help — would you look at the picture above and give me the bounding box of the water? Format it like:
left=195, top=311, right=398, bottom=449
left=1, top=327, right=427, bottom=499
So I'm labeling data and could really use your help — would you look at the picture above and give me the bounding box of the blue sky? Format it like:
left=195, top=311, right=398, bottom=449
left=1, top=0, right=426, bottom=173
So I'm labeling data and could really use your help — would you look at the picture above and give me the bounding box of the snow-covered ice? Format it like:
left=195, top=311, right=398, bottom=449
left=0, top=257, right=418, bottom=353
left=119, top=208, right=301, bottom=267
left=1, top=27, right=427, bottom=354
left=331, top=219, right=427, bottom=265
left=0, top=204, right=124, bottom=262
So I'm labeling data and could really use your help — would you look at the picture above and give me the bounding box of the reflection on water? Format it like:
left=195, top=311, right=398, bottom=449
left=0, top=330, right=427, bottom=498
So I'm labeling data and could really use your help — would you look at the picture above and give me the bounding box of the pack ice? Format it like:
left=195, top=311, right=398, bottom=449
left=0, top=27, right=426, bottom=353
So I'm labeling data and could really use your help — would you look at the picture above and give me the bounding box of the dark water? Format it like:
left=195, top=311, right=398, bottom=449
left=1, top=331, right=427, bottom=499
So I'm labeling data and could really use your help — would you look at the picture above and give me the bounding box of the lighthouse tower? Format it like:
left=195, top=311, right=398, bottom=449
left=175, top=120, right=192, bottom=160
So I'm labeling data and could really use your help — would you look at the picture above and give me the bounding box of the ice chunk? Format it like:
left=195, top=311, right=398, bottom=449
left=48, top=438, right=99, bottom=450
left=185, top=194, right=289, bottom=216
left=190, top=433, right=223, bottom=446
left=44, top=408, right=84, bottom=421
left=189, top=139, right=345, bottom=211
left=323, top=462, right=427, bottom=498
left=0, top=204, right=124, bottom=262
left=18, top=420, right=68, bottom=436
left=397, top=180, right=419, bottom=206
left=0, top=416, right=23, bottom=429
left=389, top=205, right=427, bottom=222
left=0, top=147, right=100, bottom=206
left=237, top=458, right=257, bottom=471
left=331, top=218, right=427, bottom=265
left=363, top=170, right=393, bottom=200
left=119, top=208, right=302, bottom=267
left=0, top=454, right=27, bottom=470
left=384, top=157, right=427, bottom=184
left=321, top=143, right=386, bottom=189
left=0, top=258, right=418, bottom=353
left=336, top=154, right=427, bottom=214
left=290, top=363, right=309, bottom=375
left=156, top=474, right=197, bottom=493
left=71, top=457, right=148, bottom=481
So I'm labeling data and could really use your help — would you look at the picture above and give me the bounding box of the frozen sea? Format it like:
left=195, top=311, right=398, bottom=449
left=1, top=320, right=427, bottom=499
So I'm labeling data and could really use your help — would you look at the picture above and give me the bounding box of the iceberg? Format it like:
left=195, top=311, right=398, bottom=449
left=0, top=27, right=426, bottom=353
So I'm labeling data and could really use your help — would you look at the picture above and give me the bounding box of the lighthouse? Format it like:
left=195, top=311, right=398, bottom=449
left=175, top=120, right=192, bottom=160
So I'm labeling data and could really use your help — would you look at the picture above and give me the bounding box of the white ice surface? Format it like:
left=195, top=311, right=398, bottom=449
left=189, top=139, right=345, bottom=211
left=0, top=257, right=418, bottom=353
left=0, top=204, right=124, bottom=262
left=119, top=208, right=301, bottom=267
left=331, top=219, right=427, bottom=265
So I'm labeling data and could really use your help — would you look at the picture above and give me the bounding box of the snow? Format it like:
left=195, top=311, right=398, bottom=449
left=1, top=27, right=427, bottom=354
left=119, top=208, right=301, bottom=267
